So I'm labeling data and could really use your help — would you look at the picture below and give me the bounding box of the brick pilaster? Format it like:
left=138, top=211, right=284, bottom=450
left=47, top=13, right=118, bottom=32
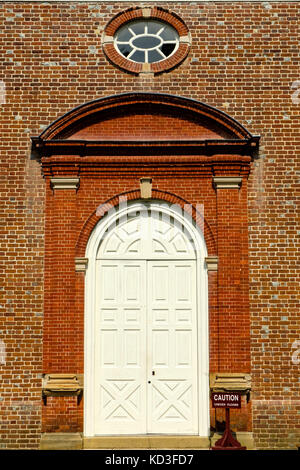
left=214, top=176, right=250, bottom=372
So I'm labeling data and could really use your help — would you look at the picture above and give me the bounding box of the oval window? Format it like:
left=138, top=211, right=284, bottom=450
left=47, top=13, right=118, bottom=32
left=115, top=20, right=179, bottom=64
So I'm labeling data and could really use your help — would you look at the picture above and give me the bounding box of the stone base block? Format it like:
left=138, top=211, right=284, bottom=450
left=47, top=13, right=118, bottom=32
left=40, top=433, right=83, bottom=450
left=40, top=433, right=211, bottom=450
left=83, top=436, right=210, bottom=449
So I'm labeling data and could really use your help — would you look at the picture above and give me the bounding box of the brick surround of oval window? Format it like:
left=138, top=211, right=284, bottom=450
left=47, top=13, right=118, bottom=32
left=102, top=6, right=191, bottom=75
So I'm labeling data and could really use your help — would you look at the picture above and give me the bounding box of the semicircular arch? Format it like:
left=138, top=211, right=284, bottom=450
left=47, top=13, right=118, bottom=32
left=75, top=190, right=217, bottom=259
left=37, top=92, right=254, bottom=142
left=88, top=200, right=207, bottom=262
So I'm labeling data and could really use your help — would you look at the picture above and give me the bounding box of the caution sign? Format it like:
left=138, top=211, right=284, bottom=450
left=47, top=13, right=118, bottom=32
left=212, top=392, right=241, bottom=408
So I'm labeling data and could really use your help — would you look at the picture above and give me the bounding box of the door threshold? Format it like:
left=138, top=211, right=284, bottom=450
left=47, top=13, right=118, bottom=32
left=83, top=435, right=210, bottom=449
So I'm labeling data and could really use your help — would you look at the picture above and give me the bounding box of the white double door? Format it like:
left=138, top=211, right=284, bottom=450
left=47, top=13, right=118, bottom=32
left=95, top=258, right=199, bottom=435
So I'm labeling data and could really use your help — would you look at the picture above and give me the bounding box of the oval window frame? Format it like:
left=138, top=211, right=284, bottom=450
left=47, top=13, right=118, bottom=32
left=102, top=7, right=191, bottom=75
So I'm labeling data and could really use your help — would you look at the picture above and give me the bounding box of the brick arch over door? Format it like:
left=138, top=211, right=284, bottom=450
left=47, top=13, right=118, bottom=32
left=32, top=92, right=259, bottom=150
left=75, top=189, right=217, bottom=259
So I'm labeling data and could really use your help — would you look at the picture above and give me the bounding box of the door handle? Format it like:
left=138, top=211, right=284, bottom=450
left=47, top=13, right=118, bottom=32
left=152, top=371, right=155, bottom=376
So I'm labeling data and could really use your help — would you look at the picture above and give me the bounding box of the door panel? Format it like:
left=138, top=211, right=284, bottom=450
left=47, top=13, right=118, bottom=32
left=95, top=258, right=198, bottom=435
left=147, top=261, right=198, bottom=434
left=95, top=260, right=147, bottom=434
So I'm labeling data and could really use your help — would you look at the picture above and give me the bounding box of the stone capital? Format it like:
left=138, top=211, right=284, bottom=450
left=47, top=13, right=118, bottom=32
left=205, top=256, right=218, bottom=271
left=213, top=176, right=242, bottom=189
left=50, top=177, right=80, bottom=190
left=75, top=257, right=88, bottom=272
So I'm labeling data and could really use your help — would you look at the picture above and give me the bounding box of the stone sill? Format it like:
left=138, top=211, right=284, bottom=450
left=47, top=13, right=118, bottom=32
left=40, top=434, right=211, bottom=450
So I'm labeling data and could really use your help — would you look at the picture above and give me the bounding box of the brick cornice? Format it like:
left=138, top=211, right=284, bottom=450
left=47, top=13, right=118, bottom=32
left=41, top=154, right=252, bottom=179
left=37, top=140, right=255, bottom=156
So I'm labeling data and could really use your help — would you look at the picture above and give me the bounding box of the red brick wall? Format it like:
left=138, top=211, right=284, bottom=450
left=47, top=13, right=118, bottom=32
left=0, top=1, right=299, bottom=449
left=69, top=113, right=230, bottom=140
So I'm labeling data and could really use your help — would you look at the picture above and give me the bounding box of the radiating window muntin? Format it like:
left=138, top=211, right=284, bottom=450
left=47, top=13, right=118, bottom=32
left=115, top=20, right=179, bottom=64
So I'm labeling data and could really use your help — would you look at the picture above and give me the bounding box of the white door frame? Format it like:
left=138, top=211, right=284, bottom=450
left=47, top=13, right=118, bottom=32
left=84, top=200, right=210, bottom=437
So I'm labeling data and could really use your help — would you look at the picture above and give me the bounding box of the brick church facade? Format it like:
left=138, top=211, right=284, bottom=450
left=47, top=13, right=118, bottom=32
left=0, top=1, right=299, bottom=450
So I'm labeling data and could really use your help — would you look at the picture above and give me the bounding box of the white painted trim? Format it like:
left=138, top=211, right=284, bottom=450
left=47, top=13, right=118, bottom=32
left=84, top=200, right=210, bottom=438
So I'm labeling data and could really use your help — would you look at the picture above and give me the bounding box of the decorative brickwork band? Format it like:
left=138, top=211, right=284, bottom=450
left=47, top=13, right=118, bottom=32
left=50, top=177, right=80, bottom=191
left=213, top=177, right=242, bottom=189
left=205, top=256, right=218, bottom=271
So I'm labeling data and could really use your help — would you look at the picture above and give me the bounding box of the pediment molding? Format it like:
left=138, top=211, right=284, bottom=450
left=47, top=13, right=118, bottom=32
left=31, top=93, right=259, bottom=153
